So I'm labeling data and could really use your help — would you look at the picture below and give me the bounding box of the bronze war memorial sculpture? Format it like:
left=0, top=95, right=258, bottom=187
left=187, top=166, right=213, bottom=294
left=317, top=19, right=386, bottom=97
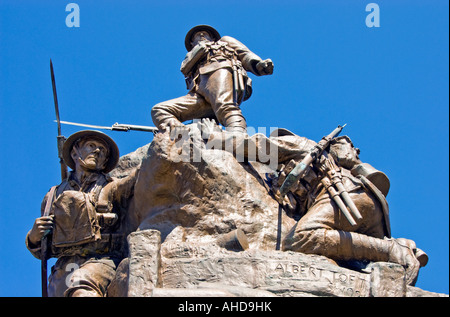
left=27, top=25, right=445, bottom=297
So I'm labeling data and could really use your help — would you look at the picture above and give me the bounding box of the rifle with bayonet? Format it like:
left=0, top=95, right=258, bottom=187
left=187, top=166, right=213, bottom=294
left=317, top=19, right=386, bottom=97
left=279, top=124, right=362, bottom=226
left=41, top=60, right=68, bottom=297
left=57, top=120, right=158, bottom=134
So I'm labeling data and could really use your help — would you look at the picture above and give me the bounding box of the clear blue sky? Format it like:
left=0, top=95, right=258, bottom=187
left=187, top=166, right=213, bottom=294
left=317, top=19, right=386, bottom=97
left=0, top=0, right=448, bottom=296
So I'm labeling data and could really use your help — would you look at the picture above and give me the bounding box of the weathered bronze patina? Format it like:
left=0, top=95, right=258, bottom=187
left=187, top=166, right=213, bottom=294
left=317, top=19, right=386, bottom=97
left=27, top=26, right=439, bottom=297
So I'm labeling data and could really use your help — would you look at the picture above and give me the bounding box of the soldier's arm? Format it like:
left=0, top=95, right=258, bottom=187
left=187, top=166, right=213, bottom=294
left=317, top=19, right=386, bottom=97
left=180, top=42, right=209, bottom=76
left=25, top=191, right=54, bottom=259
left=221, top=36, right=273, bottom=76
left=97, top=168, right=138, bottom=211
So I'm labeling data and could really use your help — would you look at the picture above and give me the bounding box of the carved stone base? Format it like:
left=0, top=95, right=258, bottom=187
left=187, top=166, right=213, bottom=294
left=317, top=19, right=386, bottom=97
left=107, top=229, right=447, bottom=297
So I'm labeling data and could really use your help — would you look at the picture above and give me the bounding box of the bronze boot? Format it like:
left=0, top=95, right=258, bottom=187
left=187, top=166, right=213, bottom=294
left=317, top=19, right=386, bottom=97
left=283, top=228, right=427, bottom=285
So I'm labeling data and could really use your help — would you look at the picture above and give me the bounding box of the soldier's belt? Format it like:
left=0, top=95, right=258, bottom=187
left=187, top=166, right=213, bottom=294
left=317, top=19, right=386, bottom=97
left=198, top=59, right=234, bottom=75
left=52, top=233, right=126, bottom=258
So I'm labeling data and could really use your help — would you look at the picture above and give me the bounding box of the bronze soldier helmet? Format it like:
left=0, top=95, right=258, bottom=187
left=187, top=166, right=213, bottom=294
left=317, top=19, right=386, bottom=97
left=184, top=25, right=221, bottom=51
left=62, top=130, right=120, bottom=173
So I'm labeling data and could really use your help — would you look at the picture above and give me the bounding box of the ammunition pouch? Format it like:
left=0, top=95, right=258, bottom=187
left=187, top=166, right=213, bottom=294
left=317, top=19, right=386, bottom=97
left=52, top=190, right=101, bottom=248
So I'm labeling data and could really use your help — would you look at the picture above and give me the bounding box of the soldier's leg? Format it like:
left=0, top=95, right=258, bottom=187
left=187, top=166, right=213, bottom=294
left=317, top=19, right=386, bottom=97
left=151, top=93, right=214, bottom=132
left=294, top=188, right=387, bottom=237
left=282, top=190, right=423, bottom=285
left=197, top=69, right=247, bottom=133
left=47, top=256, right=76, bottom=297
left=284, top=227, right=422, bottom=285
left=203, top=130, right=317, bottom=171
left=64, top=257, right=118, bottom=297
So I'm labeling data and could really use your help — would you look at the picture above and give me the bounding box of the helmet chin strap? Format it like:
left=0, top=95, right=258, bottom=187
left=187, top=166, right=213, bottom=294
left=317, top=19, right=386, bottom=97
left=77, top=157, right=101, bottom=172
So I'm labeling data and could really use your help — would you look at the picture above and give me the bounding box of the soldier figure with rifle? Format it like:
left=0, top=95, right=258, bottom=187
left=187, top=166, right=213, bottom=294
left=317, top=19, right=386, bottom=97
left=26, top=129, right=137, bottom=296
left=25, top=61, right=137, bottom=297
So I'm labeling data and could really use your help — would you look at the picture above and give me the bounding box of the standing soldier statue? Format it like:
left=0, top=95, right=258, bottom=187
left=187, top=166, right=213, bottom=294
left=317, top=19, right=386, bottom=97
left=151, top=25, right=274, bottom=134
left=26, top=130, right=136, bottom=297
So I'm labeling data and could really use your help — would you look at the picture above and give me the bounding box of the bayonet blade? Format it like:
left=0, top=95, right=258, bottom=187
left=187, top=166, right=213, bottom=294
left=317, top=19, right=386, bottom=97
left=50, top=59, right=62, bottom=136
left=57, top=120, right=158, bottom=133
left=58, top=120, right=114, bottom=131
left=50, top=59, right=68, bottom=181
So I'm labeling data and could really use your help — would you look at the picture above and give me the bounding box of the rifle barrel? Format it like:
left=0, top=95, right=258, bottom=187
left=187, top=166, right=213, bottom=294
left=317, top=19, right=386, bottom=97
left=112, top=123, right=158, bottom=133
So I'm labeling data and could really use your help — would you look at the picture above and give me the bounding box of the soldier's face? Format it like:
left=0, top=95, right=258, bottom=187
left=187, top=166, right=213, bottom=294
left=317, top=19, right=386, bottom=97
left=191, top=31, right=213, bottom=47
left=73, top=138, right=109, bottom=171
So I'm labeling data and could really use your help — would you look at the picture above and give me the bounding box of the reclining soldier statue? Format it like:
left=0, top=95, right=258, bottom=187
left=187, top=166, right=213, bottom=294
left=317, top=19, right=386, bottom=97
left=198, top=120, right=428, bottom=285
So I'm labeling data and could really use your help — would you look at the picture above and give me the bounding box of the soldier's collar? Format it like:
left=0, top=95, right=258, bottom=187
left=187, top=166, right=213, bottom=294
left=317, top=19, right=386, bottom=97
left=68, top=171, right=106, bottom=190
